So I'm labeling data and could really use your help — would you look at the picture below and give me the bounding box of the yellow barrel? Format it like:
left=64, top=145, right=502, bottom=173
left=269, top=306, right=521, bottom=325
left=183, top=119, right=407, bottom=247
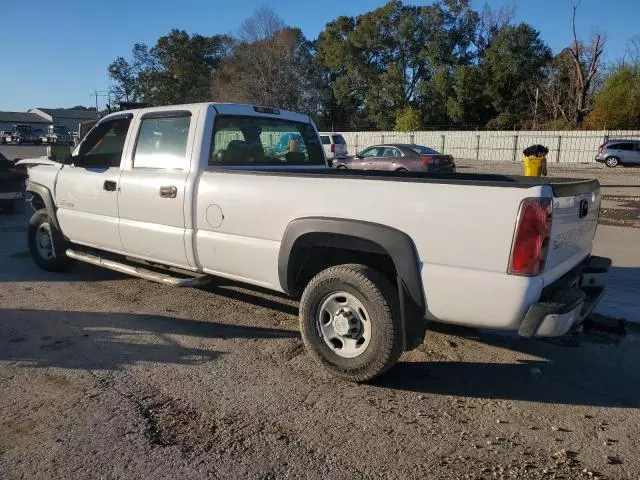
left=523, top=155, right=546, bottom=177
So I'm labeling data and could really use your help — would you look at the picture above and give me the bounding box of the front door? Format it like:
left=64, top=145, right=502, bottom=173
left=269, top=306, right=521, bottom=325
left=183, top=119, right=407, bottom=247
left=117, top=112, right=193, bottom=268
left=356, top=147, right=382, bottom=170
left=55, top=115, right=132, bottom=252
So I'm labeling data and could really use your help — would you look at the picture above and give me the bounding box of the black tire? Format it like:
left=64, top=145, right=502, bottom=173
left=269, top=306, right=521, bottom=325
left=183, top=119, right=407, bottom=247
left=336, top=165, right=347, bottom=169
left=27, top=209, right=75, bottom=272
left=299, top=264, right=403, bottom=382
left=396, top=167, right=408, bottom=172
left=605, top=156, right=619, bottom=168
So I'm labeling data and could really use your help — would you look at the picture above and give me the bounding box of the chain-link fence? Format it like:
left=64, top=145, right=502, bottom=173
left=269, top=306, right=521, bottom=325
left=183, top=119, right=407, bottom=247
left=332, top=130, right=640, bottom=163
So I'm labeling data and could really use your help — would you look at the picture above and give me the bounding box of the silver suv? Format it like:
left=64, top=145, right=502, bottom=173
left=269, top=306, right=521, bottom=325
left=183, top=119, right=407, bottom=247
left=596, top=139, right=640, bottom=167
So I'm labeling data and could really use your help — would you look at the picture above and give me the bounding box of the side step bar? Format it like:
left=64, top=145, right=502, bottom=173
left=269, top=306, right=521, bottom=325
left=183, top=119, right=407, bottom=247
left=66, top=249, right=210, bottom=287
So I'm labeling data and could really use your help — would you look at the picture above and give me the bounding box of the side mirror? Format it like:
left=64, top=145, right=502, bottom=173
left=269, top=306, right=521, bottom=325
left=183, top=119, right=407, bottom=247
left=47, top=145, right=72, bottom=164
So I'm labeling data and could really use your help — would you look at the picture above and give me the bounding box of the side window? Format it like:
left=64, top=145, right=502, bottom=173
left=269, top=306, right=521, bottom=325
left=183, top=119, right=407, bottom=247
left=380, top=147, right=400, bottom=157
left=613, top=143, right=634, bottom=151
left=209, top=115, right=325, bottom=167
left=320, top=135, right=330, bottom=145
left=360, top=148, right=379, bottom=158
left=133, top=116, right=191, bottom=169
left=77, top=117, right=132, bottom=168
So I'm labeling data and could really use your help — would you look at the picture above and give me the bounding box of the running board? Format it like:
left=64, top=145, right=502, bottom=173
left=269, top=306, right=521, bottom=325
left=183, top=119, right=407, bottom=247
left=66, top=249, right=210, bottom=287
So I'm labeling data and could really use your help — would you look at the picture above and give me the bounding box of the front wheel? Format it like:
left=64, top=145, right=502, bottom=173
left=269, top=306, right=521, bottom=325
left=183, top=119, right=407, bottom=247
left=28, top=209, right=75, bottom=271
left=299, top=264, right=403, bottom=382
left=605, top=156, right=619, bottom=168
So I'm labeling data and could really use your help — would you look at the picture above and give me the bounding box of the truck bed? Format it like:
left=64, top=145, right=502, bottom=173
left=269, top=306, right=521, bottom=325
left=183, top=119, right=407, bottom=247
left=203, top=167, right=600, bottom=197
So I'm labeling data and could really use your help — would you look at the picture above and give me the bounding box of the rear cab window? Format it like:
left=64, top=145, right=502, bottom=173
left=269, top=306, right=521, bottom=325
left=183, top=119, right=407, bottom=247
left=209, top=116, right=325, bottom=167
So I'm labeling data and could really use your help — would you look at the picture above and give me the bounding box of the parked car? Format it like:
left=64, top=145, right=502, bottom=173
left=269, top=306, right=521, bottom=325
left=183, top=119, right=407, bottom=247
left=0, top=130, right=11, bottom=144
left=11, top=124, right=40, bottom=144
left=335, top=143, right=456, bottom=172
left=596, top=139, right=640, bottom=167
left=41, top=125, right=73, bottom=145
left=18, top=102, right=609, bottom=382
left=0, top=152, right=26, bottom=213
left=320, top=132, right=348, bottom=161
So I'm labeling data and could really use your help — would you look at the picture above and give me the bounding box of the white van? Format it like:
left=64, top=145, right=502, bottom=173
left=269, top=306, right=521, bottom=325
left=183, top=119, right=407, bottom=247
left=319, top=132, right=348, bottom=161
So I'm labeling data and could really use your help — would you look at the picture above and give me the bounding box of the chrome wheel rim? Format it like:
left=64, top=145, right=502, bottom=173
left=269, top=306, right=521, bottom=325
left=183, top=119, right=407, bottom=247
left=606, top=158, right=617, bottom=167
left=36, top=223, right=54, bottom=260
left=317, top=292, right=371, bottom=358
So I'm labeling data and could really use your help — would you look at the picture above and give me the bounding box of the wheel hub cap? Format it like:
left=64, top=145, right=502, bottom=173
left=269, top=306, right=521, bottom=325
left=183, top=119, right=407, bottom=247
left=318, top=292, right=371, bottom=359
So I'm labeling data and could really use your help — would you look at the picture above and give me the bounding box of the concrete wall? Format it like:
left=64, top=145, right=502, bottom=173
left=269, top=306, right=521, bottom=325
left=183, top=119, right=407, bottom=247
left=335, top=130, right=640, bottom=163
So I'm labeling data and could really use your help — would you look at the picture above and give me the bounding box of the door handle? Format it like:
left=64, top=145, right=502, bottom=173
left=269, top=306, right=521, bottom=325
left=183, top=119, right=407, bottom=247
left=159, top=185, right=177, bottom=198
left=103, top=180, right=117, bottom=192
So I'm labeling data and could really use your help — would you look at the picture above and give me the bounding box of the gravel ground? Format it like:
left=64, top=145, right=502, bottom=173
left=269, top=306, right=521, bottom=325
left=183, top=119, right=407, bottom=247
left=1, top=208, right=639, bottom=480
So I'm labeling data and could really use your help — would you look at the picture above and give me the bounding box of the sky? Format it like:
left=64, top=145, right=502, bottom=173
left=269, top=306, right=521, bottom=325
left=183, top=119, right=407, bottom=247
left=0, top=0, right=637, bottom=112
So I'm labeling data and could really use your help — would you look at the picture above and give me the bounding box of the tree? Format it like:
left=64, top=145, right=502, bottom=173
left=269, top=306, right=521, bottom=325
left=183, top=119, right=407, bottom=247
left=212, top=8, right=322, bottom=114
left=566, top=3, right=604, bottom=125
left=316, top=0, right=480, bottom=130
left=584, top=65, right=640, bottom=129
left=108, top=30, right=233, bottom=106
left=480, top=24, right=552, bottom=128
left=238, top=5, right=285, bottom=43
left=395, top=106, right=421, bottom=131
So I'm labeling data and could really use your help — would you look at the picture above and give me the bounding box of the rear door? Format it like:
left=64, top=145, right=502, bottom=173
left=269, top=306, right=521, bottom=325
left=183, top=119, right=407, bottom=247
left=612, top=142, right=635, bottom=163
left=117, top=110, right=195, bottom=268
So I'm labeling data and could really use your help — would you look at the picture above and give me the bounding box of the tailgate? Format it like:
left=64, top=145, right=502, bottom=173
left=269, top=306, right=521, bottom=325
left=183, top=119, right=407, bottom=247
left=543, top=185, right=600, bottom=284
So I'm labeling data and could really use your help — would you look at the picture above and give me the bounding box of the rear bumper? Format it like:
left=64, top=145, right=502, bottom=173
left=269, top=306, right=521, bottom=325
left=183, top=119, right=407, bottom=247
left=518, top=255, right=611, bottom=337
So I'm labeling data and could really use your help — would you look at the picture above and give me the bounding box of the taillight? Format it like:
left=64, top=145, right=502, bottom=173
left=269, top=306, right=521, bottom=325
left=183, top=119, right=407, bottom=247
left=420, top=155, right=435, bottom=166
left=331, top=144, right=336, bottom=153
left=597, top=144, right=604, bottom=155
left=508, top=198, right=552, bottom=276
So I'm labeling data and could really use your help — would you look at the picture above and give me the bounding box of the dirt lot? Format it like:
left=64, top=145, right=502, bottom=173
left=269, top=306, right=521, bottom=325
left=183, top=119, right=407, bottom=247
left=1, top=205, right=639, bottom=480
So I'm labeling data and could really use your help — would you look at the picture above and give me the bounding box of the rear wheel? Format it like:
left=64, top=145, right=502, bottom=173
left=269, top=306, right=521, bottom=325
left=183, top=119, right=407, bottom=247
left=605, top=156, right=619, bottom=168
left=336, top=165, right=347, bottom=169
left=28, top=209, right=75, bottom=272
left=395, top=167, right=408, bottom=172
left=299, top=264, right=403, bottom=382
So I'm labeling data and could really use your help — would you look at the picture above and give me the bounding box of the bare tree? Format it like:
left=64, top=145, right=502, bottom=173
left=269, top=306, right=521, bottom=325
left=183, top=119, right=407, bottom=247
left=213, top=28, right=320, bottom=113
left=238, top=6, right=286, bottom=43
left=475, top=1, right=516, bottom=52
left=567, top=2, right=604, bottom=124
left=624, top=35, right=640, bottom=66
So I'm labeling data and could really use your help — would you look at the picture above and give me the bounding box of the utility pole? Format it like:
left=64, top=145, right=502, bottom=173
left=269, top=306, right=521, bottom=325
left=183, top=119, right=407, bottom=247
left=89, top=90, right=109, bottom=118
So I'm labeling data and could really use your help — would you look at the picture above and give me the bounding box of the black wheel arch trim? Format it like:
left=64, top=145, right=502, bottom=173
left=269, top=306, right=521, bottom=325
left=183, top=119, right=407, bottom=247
left=25, top=181, right=61, bottom=231
left=279, top=217, right=427, bottom=350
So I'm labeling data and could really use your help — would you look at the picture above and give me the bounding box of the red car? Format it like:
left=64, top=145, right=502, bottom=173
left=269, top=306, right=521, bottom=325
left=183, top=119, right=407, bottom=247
left=334, top=143, right=455, bottom=172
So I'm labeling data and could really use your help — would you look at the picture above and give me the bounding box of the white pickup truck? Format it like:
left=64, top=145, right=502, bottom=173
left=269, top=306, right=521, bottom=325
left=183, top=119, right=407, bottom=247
left=19, top=103, right=610, bottom=381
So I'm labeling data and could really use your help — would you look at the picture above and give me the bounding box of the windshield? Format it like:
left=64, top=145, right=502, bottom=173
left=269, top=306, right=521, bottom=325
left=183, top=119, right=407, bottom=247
left=16, top=125, right=32, bottom=133
left=408, top=144, right=439, bottom=155
left=332, top=135, right=346, bottom=145
left=53, top=126, right=69, bottom=134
